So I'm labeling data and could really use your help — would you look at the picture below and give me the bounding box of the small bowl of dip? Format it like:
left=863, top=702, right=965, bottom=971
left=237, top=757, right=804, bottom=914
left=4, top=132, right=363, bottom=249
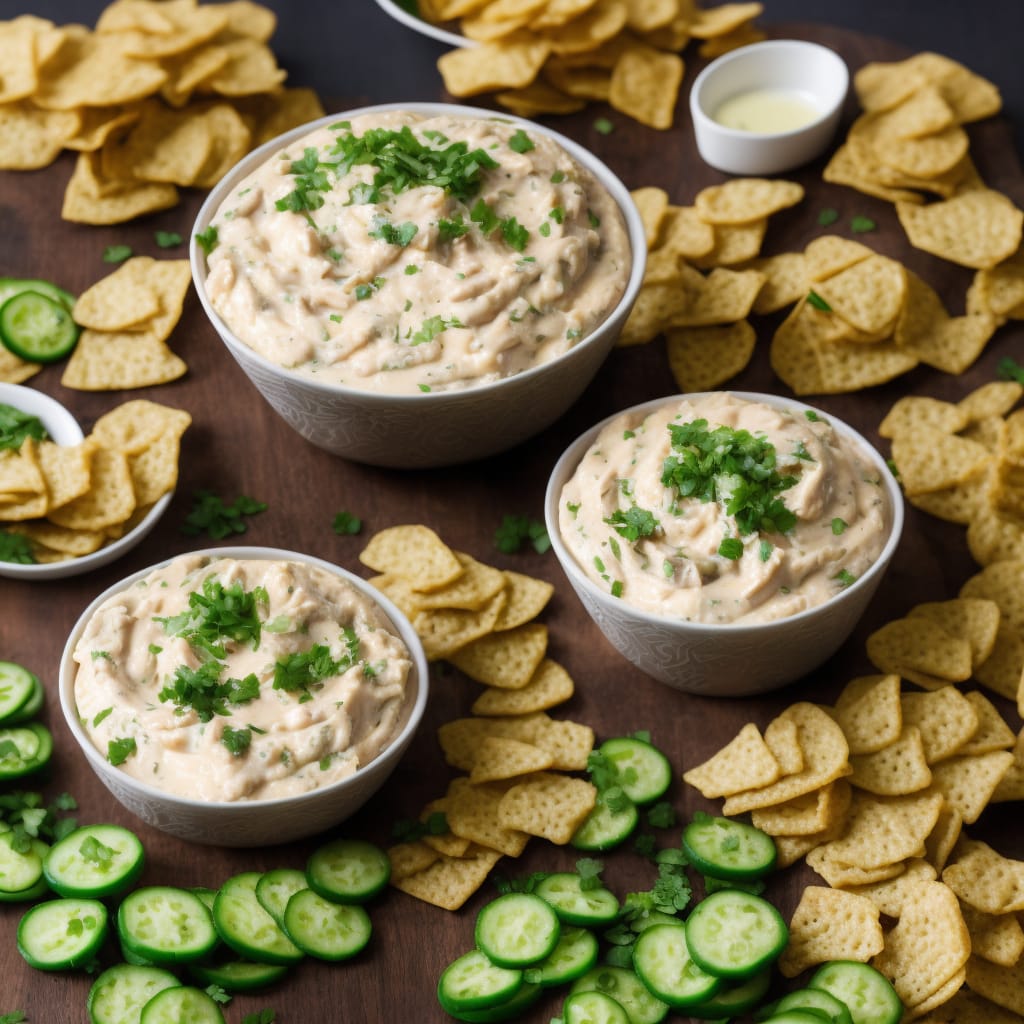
left=191, top=102, right=646, bottom=468
left=690, top=39, right=849, bottom=175
left=545, top=392, right=903, bottom=696
left=59, top=547, right=429, bottom=846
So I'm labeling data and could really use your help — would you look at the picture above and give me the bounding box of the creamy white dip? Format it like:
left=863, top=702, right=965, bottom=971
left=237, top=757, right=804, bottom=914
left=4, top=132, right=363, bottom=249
left=559, top=394, right=890, bottom=625
left=203, top=110, right=630, bottom=394
left=73, top=555, right=413, bottom=801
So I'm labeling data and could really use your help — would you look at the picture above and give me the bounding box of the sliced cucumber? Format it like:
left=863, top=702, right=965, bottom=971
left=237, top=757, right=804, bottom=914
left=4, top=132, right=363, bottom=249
left=569, top=966, right=669, bottom=1024
left=683, top=816, right=777, bottom=882
left=0, top=277, right=75, bottom=313
left=0, top=290, right=80, bottom=363
left=599, top=737, right=672, bottom=805
left=437, top=949, right=523, bottom=1015
left=808, top=961, right=902, bottom=1024
left=118, top=885, right=218, bottom=965
left=562, top=989, right=631, bottom=1024
left=0, top=721, right=52, bottom=779
left=688, top=967, right=772, bottom=1019
left=4, top=671, right=44, bottom=725
left=632, top=923, right=722, bottom=1009
left=283, top=888, right=372, bottom=961
left=45, top=823, right=145, bottom=899
left=139, top=985, right=225, bottom=1024
left=212, top=871, right=303, bottom=965
left=188, top=957, right=289, bottom=993
left=685, top=890, right=788, bottom=980
left=255, top=867, right=308, bottom=928
left=534, top=872, right=620, bottom=927
left=0, top=661, right=37, bottom=724
left=475, top=892, right=561, bottom=968
left=526, top=925, right=599, bottom=987
left=450, top=982, right=542, bottom=1023
left=306, top=838, right=390, bottom=904
left=775, top=987, right=855, bottom=1024
left=18, top=896, right=108, bottom=970
left=87, top=963, right=181, bottom=1024
left=571, top=795, right=639, bottom=851
left=0, top=831, right=46, bottom=895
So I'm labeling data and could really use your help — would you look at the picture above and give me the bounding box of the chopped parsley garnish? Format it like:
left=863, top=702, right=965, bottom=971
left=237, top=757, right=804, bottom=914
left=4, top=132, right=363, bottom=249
left=0, top=1012, right=27, bottom=1024
left=368, top=217, right=418, bottom=247
left=660, top=419, right=798, bottom=538
left=807, top=289, right=832, bottom=312
left=107, top=737, right=137, bottom=766
left=997, top=356, right=1024, bottom=384
left=158, top=662, right=260, bottom=722
left=605, top=505, right=660, bottom=542
left=90, top=650, right=111, bottom=662
left=79, top=834, right=115, bottom=867
left=418, top=384, right=431, bottom=392
left=718, top=537, right=744, bottom=560
left=508, top=129, right=535, bottom=153
left=275, top=146, right=331, bottom=219
left=0, top=791, right=77, bottom=854
left=550, top=170, right=566, bottom=184
left=494, top=514, right=550, bottom=555
left=470, top=198, right=500, bottom=235
left=404, top=264, right=420, bottom=275
left=804, top=409, right=824, bottom=423
left=332, top=511, right=363, bottom=535
left=594, top=117, right=615, bottom=135
left=792, top=441, right=814, bottom=462
left=817, top=208, right=839, bottom=226
left=549, top=206, right=565, bottom=224
left=93, top=708, right=113, bottom=727
left=327, top=122, right=499, bottom=202
left=610, top=580, right=624, bottom=598
left=155, top=576, right=266, bottom=658
left=154, top=230, right=182, bottom=248
left=411, top=315, right=461, bottom=346
left=0, top=403, right=49, bottom=452
left=102, top=244, right=133, bottom=263
left=759, top=539, right=773, bottom=562
left=180, top=490, right=267, bottom=540
left=850, top=214, right=876, bottom=234
left=831, top=517, right=848, bottom=535
left=392, top=811, right=448, bottom=844
left=0, top=530, right=35, bottom=565
left=194, top=226, right=219, bottom=255
left=273, top=634, right=360, bottom=702
left=501, top=216, right=530, bottom=252
left=221, top=725, right=253, bottom=757
left=437, top=214, right=469, bottom=241
left=205, top=985, right=231, bottom=1006
left=538, top=221, right=551, bottom=237
left=834, top=568, right=857, bottom=588
left=647, top=801, right=676, bottom=829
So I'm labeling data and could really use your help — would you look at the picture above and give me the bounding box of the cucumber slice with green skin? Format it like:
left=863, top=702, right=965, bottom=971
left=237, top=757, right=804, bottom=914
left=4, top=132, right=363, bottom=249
left=44, top=823, right=145, bottom=899
left=562, top=989, right=631, bottom=1024
left=191, top=887, right=217, bottom=911
left=0, top=721, right=52, bottom=779
left=17, top=896, right=108, bottom=970
left=0, top=661, right=37, bottom=724
left=118, top=885, right=218, bottom=965
left=3, top=672, right=44, bottom=725
left=212, top=872, right=303, bottom=965
left=632, top=923, right=723, bottom=1009
left=809, top=961, right=903, bottom=1024
left=437, top=949, right=523, bottom=1015
left=282, top=888, right=372, bottom=961
left=688, top=967, right=772, bottom=1019
left=0, top=873, right=51, bottom=903
left=599, top=737, right=672, bottom=805
left=475, top=892, right=561, bottom=968
left=629, top=910, right=684, bottom=934
left=0, top=831, right=46, bottom=894
left=188, top=957, right=289, bottom=993
left=0, top=291, right=80, bottom=363
left=571, top=794, right=639, bottom=851
left=447, top=982, right=542, bottom=1023
left=762, top=1013, right=834, bottom=1024
left=525, top=925, right=599, bottom=987
left=87, top=964, right=181, bottom=1024
left=139, top=985, right=225, bottom=1024
left=120, top=937, right=157, bottom=967
left=306, top=838, right=390, bottom=904
left=255, top=867, right=307, bottom=928
left=0, top=277, right=76, bottom=313
left=534, top=872, right=621, bottom=927
left=685, top=890, right=788, bottom=980
left=775, top=987, right=855, bottom=1024
left=682, top=816, right=777, bottom=882
left=569, top=966, right=669, bottom=1024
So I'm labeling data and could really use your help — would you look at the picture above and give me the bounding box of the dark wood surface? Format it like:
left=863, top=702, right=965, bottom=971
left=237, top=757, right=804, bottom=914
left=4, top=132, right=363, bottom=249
left=1, top=9, right=1023, bottom=1024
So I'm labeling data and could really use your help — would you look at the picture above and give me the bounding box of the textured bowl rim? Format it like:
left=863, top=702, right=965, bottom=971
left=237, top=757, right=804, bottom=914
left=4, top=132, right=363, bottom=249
left=545, top=390, right=905, bottom=637
left=58, top=546, right=430, bottom=812
left=690, top=38, right=850, bottom=141
left=190, top=101, right=646, bottom=406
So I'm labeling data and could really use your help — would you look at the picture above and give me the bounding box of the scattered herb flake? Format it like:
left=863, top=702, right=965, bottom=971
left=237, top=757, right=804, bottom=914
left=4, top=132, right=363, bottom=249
left=807, top=289, right=832, bottom=312
left=194, top=225, right=218, bottom=255
left=850, top=214, right=876, bottom=234
left=107, top=737, right=137, bottom=766
left=154, top=230, right=182, bottom=248
left=180, top=490, right=267, bottom=540
left=508, top=129, right=535, bottom=153
left=0, top=404, right=48, bottom=452
left=0, top=531, right=36, bottom=565
left=102, top=244, right=133, bottom=263
left=332, top=511, right=363, bottom=535
left=594, top=117, right=615, bottom=135
left=817, top=208, right=839, bottom=226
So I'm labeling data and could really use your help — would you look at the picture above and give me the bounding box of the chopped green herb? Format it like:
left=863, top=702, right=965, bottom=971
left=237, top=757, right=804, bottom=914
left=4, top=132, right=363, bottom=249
left=368, top=217, right=418, bottom=247
left=548, top=206, right=565, bottom=225
left=759, top=539, right=773, bottom=562
left=180, top=490, right=266, bottom=540
left=437, top=213, right=469, bottom=242
left=194, top=226, right=219, bottom=255
left=0, top=1012, right=27, bottom=1024
left=834, top=568, right=857, bottom=588
left=154, top=230, right=182, bottom=248
left=273, top=637, right=359, bottom=701
left=91, top=651, right=111, bottom=662
left=501, top=216, right=530, bottom=252
left=804, top=409, right=823, bottom=423
left=155, top=575, right=266, bottom=658
left=538, top=221, right=551, bottom=237
left=147, top=644, right=162, bottom=655
left=646, top=802, right=676, bottom=829
left=0, top=530, right=36, bottom=565
left=550, top=170, right=566, bottom=184
left=508, top=129, right=535, bottom=153
left=392, top=811, right=448, bottom=844
left=204, top=985, right=232, bottom=1006
left=470, top=198, right=500, bottom=235
left=221, top=725, right=253, bottom=757
left=332, top=510, right=363, bottom=535
left=0, top=403, right=49, bottom=452
left=494, top=514, right=550, bottom=554
left=604, top=505, right=660, bottom=542
left=418, top=384, right=431, bottom=393
left=817, top=208, right=839, bottom=226
left=831, top=517, right=848, bottom=535
left=107, top=737, right=137, bottom=766
left=718, top=537, right=744, bottom=560
left=159, top=662, right=260, bottom=722
left=241, top=1010, right=276, bottom=1024
left=593, top=117, right=614, bottom=135
left=610, top=579, right=623, bottom=598
left=102, top=244, right=133, bottom=263
left=78, top=834, right=115, bottom=867
left=411, top=314, right=461, bottom=346
left=997, top=356, right=1024, bottom=384
left=850, top=214, right=876, bottom=234
left=807, top=289, right=832, bottom=312
left=93, top=708, right=113, bottom=727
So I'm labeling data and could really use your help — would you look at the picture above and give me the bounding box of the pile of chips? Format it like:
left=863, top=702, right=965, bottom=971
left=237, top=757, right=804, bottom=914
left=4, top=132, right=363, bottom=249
left=683, top=657, right=1023, bottom=1019
left=431, top=0, right=765, bottom=129
left=0, top=398, right=189, bottom=562
left=0, top=1, right=324, bottom=223
left=355, top=524, right=599, bottom=911
left=619, top=177, right=804, bottom=390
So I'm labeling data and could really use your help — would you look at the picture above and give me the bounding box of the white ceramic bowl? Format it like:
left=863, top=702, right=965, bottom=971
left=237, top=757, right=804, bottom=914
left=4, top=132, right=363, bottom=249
left=690, top=39, right=849, bottom=175
left=191, top=102, right=646, bottom=468
left=0, top=384, right=171, bottom=582
left=59, top=546, right=430, bottom=846
left=373, top=0, right=470, bottom=48
left=545, top=392, right=904, bottom=697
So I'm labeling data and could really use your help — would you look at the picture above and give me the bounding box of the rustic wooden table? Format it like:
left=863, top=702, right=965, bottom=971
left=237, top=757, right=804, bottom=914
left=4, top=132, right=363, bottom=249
left=1, top=8, right=1022, bottom=1023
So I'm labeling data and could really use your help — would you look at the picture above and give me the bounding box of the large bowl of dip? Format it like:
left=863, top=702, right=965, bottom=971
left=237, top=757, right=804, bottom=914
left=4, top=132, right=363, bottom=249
left=545, top=392, right=904, bottom=696
left=191, top=102, right=645, bottom=468
left=59, top=547, right=429, bottom=846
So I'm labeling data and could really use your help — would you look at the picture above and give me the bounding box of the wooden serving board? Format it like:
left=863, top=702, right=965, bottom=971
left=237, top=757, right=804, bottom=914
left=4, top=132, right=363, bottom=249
left=0, top=20, right=1021, bottom=1023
